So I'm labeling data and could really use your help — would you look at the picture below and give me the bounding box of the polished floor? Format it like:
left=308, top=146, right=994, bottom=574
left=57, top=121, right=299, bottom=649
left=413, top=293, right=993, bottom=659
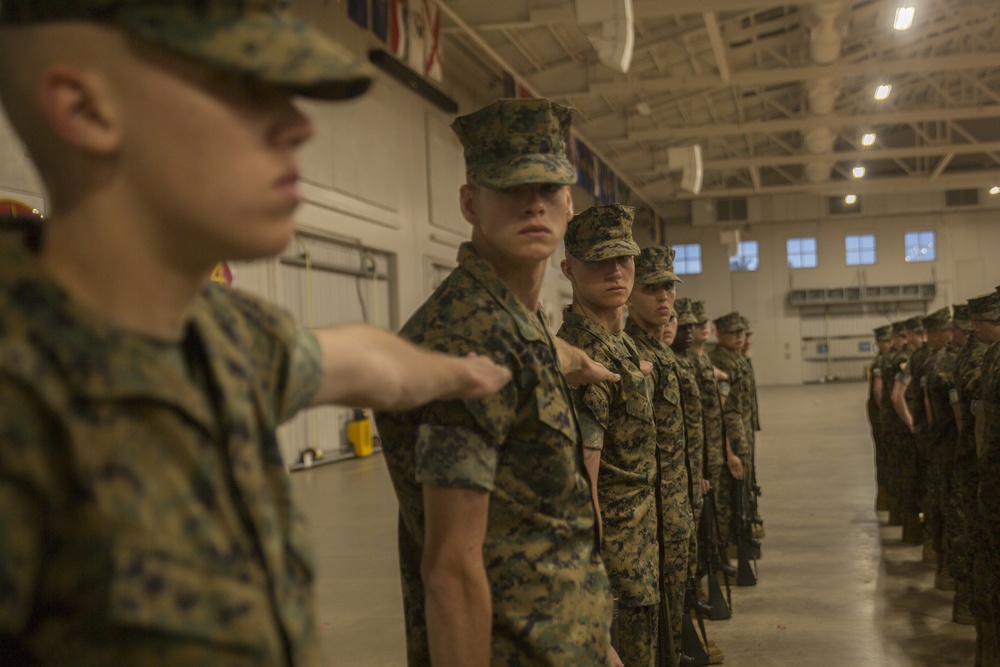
left=291, top=382, right=975, bottom=666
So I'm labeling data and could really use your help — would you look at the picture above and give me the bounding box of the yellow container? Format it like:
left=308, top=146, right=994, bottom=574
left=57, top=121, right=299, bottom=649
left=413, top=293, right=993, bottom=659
left=347, top=410, right=373, bottom=458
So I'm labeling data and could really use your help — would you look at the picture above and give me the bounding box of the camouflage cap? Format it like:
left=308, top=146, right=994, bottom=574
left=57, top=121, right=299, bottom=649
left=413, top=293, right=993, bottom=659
left=903, top=315, right=924, bottom=333
left=968, top=292, right=1000, bottom=321
left=740, top=315, right=752, bottom=334
left=691, top=300, right=708, bottom=323
left=713, top=311, right=745, bottom=334
left=921, top=306, right=952, bottom=331
left=451, top=98, right=576, bottom=190
left=873, top=325, right=892, bottom=341
left=633, top=245, right=683, bottom=285
left=0, top=0, right=372, bottom=100
left=891, top=321, right=907, bottom=336
left=565, top=204, right=641, bottom=262
left=952, top=304, right=971, bottom=329
left=674, top=298, right=697, bottom=326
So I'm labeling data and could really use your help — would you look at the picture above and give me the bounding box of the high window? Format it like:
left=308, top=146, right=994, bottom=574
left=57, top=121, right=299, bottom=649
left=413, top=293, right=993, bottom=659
left=729, top=240, right=759, bottom=272
left=845, top=234, right=876, bottom=266
left=673, top=243, right=702, bottom=275
left=904, top=231, right=935, bottom=262
left=787, top=237, right=818, bottom=269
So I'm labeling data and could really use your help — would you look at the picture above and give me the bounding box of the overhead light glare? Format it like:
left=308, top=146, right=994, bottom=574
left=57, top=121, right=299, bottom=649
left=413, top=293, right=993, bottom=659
left=874, top=83, right=892, bottom=100
left=853, top=166, right=866, bottom=178
left=990, top=185, right=1000, bottom=195
left=845, top=194, right=858, bottom=205
left=862, top=132, right=876, bottom=146
left=894, top=6, right=915, bottom=30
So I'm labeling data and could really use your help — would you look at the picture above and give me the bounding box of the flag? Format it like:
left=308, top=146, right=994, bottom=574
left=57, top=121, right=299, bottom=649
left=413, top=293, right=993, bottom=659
left=407, top=0, right=426, bottom=73
left=423, top=0, right=442, bottom=81
left=348, top=0, right=368, bottom=28
left=575, top=140, right=595, bottom=195
left=371, top=0, right=389, bottom=42
left=388, top=0, right=407, bottom=59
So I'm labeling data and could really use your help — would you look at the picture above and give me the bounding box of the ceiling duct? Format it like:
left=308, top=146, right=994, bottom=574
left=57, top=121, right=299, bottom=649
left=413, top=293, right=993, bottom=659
left=667, top=145, right=704, bottom=195
left=802, top=1, right=845, bottom=184
left=575, top=0, right=635, bottom=73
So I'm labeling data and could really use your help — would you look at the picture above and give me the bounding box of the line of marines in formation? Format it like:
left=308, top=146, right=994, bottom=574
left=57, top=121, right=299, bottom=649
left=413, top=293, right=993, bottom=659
left=866, top=288, right=1000, bottom=667
left=378, top=98, right=765, bottom=667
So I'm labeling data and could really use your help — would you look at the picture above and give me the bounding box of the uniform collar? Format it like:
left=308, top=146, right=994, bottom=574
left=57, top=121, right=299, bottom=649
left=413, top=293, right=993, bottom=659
left=456, top=242, right=548, bottom=342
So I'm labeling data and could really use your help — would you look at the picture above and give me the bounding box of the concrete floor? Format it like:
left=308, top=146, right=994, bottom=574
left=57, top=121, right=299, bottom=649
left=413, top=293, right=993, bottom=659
left=291, top=381, right=975, bottom=665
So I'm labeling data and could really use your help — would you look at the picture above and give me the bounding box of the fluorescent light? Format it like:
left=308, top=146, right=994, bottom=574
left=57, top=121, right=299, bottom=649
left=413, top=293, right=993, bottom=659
left=845, top=194, right=858, bottom=204
left=874, top=83, right=892, bottom=100
left=853, top=166, right=866, bottom=178
left=990, top=185, right=1000, bottom=195
left=862, top=132, right=876, bottom=146
left=894, top=6, right=915, bottom=30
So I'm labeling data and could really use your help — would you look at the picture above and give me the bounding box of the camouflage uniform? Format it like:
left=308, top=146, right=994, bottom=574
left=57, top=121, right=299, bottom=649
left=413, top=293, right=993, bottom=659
left=377, top=244, right=611, bottom=666
left=880, top=324, right=913, bottom=524
left=559, top=205, right=659, bottom=667
left=376, top=99, right=612, bottom=667
left=624, top=246, right=691, bottom=666
left=921, top=309, right=957, bottom=572
left=709, top=315, right=751, bottom=485
left=868, top=326, right=892, bottom=501
left=904, top=319, right=932, bottom=532
left=0, top=221, right=324, bottom=666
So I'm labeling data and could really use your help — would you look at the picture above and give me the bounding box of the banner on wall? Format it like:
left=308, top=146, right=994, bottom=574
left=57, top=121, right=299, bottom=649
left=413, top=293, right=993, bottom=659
left=422, top=0, right=442, bottom=81
left=388, top=0, right=407, bottom=59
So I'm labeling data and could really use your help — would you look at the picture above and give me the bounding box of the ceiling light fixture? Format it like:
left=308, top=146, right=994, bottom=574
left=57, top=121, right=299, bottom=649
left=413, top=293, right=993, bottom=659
left=853, top=166, right=866, bottom=178
left=861, top=132, right=876, bottom=146
left=990, top=185, right=1000, bottom=196
left=874, top=83, right=892, bottom=100
left=894, top=6, right=915, bottom=30
left=845, top=194, right=858, bottom=204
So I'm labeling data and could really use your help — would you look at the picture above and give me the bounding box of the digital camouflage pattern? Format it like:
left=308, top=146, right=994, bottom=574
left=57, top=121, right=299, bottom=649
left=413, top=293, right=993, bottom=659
left=712, top=312, right=746, bottom=334
left=376, top=243, right=612, bottom=666
left=557, top=308, right=659, bottom=609
left=451, top=99, right=577, bottom=189
left=953, top=304, right=971, bottom=330
left=922, top=307, right=952, bottom=331
left=615, top=604, right=658, bottom=667
left=874, top=324, right=892, bottom=341
left=0, top=0, right=372, bottom=100
left=923, top=343, right=958, bottom=556
left=978, top=341, right=1000, bottom=617
left=689, top=350, right=725, bottom=512
left=904, top=315, right=925, bottom=332
left=969, top=291, right=1000, bottom=321
left=709, top=346, right=749, bottom=459
left=0, top=222, right=324, bottom=666
left=880, top=345, right=912, bottom=518
left=633, top=246, right=682, bottom=285
left=891, top=321, right=908, bottom=336
left=673, top=298, right=697, bottom=327
left=564, top=205, right=642, bottom=262
left=673, top=350, right=705, bottom=583
left=624, top=318, right=691, bottom=658
left=691, top=300, right=709, bottom=324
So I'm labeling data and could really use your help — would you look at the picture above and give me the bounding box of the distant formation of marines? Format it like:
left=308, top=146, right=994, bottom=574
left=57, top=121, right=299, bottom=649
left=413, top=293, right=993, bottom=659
left=867, top=289, right=1000, bottom=666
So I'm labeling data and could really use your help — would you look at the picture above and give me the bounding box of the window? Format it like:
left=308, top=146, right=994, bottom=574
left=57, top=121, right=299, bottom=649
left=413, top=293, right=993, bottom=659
left=904, top=231, right=935, bottom=262
left=674, top=243, right=702, bottom=275
left=729, top=240, right=759, bottom=272
left=845, top=234, right=876, bottom=266
left=787, top=237, right=818, bottom=269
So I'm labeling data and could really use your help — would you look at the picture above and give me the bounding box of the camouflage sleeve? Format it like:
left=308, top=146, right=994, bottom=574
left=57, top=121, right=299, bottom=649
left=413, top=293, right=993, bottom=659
left=0, top=380, right=55, bottom=638
left=576, top=409, right=605, bottom=451
left=577, top=380, right=614, bottom=431
left=206, top=285, right=322, bottom=425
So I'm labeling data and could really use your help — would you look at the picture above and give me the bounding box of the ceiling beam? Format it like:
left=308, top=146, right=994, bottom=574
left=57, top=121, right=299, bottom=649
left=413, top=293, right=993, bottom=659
left=703, top=13, right=731, bottom=83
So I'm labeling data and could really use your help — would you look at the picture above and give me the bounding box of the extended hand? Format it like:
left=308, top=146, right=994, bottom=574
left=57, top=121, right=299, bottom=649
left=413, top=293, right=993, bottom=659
left=713, top=367, right=729, bottom=381
left=439, top=353, right=512, bottom=401
left=639, top=360, right=654, bottom=376
left=609, top=645, right=624, bottom=667
left=555, top=338, right=620, bottom=386
left=700, top=478, right=711, bottom=495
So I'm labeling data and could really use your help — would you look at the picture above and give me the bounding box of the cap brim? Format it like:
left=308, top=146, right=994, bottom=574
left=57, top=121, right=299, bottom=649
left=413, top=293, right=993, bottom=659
left=123, top=7, right=373, bottom=100
left=570, top=238, right=641, bottom=262
left=635, top=269, right=683, bottom=285
left=468, top=155, right=577, bottom=189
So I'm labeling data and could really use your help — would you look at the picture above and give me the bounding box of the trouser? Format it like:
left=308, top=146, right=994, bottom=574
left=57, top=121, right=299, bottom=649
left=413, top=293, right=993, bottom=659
left=615, top=604, right=658, bottom=667
left=661, top=538, right=688, bottom=665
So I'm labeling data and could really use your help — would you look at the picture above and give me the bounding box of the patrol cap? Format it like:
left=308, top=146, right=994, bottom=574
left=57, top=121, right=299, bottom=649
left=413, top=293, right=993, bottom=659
left=740, top=315, right=752, bottom=334
left=968, top=292, right=1000, bottom=321
left=873, top=325, right=891, bottom=341
left=952, top=304, right=971, bottom=330
left=451, top=98, right=576, bottom=190
left=713, top=311, right=745, bottom=334
left=674, top=298, right=697, bottom=326
left=891, top=321, right=907, bottom=336
left=565, top=204, right=641, bottom=262
left=903, top=315, right=924, bottom=333
left=691, top=300, right=708, bottom=324
left=0, top=0, right=372, bottom=100
left=634, top=246, right=683, bottom=285
left=922, top=307, right=952, bottom=331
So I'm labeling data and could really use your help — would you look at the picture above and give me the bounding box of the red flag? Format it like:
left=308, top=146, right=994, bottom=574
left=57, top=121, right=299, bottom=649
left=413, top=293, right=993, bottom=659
left=389, top=0, right=407, bottom=59
left=423, top=0, right=442, bottom=81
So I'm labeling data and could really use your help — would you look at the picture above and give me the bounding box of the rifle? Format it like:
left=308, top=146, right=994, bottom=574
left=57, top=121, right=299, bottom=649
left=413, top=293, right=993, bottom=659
left=732, top=475, right=759, bottom=586
left=679, top=577, right=712, bottom=667
left=697, top=491, right=732, bottom=620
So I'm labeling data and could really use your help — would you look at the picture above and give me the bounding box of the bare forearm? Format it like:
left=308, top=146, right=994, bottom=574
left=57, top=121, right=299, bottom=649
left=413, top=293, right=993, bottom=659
left=424, top=565, right=492, bottom=667
left=584, top=448, right=603, bottom=541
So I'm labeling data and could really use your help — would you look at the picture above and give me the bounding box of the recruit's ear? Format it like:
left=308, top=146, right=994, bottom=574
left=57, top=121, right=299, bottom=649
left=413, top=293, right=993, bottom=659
left=458, top=184, right=479, bottom=225
left=38, top=65, right=120, bottom=155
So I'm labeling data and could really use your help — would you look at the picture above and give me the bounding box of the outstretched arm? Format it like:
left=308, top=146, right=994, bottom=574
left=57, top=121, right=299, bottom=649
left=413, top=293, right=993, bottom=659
left=554, top=338, right=620, bottom=386
left=891, top=378, right=914, bottom=433
left=309, top=325, right=511, bottom=410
